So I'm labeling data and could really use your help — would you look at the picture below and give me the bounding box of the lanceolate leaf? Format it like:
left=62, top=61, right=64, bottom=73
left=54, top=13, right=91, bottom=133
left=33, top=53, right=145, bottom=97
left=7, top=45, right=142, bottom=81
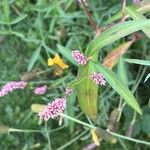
left=117, top=58, right=128, bottom=86
left=10, top=15, right=28, bottom=25
left=2, top=0, right=10, bottom=23
left=123, top=58, right=150, bottom=66
left=85, top=20, right=150, bottom=56
left=67, top=91, right=76, bottom=134
left=69, top=76, right=87, bottom=88
left=27, top=45, right=42, bottom=71
left=125, top=7, right=150, bottom=38
left=76, top=63, right=98, bottom=121
left=144, top=73, right=150, bottom=83
left=91, top=61, right=142, bottom=115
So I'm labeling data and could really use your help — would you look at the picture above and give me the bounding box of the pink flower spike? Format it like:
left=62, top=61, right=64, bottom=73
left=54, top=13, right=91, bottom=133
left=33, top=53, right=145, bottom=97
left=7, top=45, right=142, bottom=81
left=133, top=0, right=140, bottom=4
left=90, top=72, right=106, bottom=86
left=65, top=87, right=73, bottom=96
left=34, top=85, right=47, bottom=95
left=39, top=98, right=66, bottom=121
left=72, top=50, right=88, bottom=65
left=0, top=81, right=27, bottom=97
left=0, top=90, right=7, bottom=97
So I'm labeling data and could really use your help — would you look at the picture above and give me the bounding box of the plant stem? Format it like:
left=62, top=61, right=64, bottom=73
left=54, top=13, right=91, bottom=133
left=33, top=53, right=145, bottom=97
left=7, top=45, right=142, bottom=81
left=61, top=113, right=95, bottom=128
left=9, top=128, right=42, bottom=133
left=45, top=122, right=52, bottom=150
left=131, top=111, right=137, bottom=124
left=61, top=114, right=150, bottom=145
left=80, top=0, right=97, bottom=31
left=117, top=97, right=123, bottom=122
left=132, top=67, right=147, bottom=93
left=107, top=129, right=150, bottom=145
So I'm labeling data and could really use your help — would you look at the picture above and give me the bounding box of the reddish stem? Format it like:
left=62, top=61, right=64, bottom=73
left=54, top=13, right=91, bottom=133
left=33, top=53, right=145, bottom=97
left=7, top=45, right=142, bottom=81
left=121, top=0, right=126, bottom=21
left=80, top=0, right=98, bottom=31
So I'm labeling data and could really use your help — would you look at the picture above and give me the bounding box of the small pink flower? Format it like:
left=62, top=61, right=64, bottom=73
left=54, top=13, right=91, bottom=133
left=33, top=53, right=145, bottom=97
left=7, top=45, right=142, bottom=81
left=0, top=81, right=27, bottom=97
left=65, top=87, right=73, bottom=96
left=77, top=0, right=88, bottom=6
left=133, top=0, right=140, bottom=4
left=95, top=29, right=101, bottom=37
left=0, top=90, right=7, bottom=97
left=34, top=85, right=47, bottom=95
left=90, top=72, right=106, bottom=85
left=39, top=98, right=66, bottom=121
left=72, top=50, right=88, bottom=65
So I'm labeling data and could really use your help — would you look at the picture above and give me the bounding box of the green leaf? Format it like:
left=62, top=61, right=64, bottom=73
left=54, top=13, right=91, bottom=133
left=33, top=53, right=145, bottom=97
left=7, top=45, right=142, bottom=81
left=0, top=19, right=9, bottom=25
left=67, top=91, right=76, bottom=134
left=69, top=76, right=87, bottom=88
left=91, top=61, right=142, bottom=115
left=10, top=15, right=28, bottom=25
left=123, top=58, right=150, bottom=66
left=132, top=120, right=141, bottom=137
left=0, top=15, right=27, bottom=25
left=11, top=31, right=25, bottom=38
left=0, top=30, right=11, bottom=35
left=106, top=3, right=150, bottom=24
left=2, top=0, right=10, bottom=23
left=144, top=73, right=150, bottom=83
left=0, top=30, right=24, bottom=38
left=76, top=63, right=98, bottom=121
left=86, top=20, right=150, bottom=56
left=125, top=7, right=150, bottom=38
left=27, top=45, right=42, bottom=71
left=117, top=58, right=128, bottom=86
left=57, top=45, right=78, bottom=66
left=141, top=115, right=150, bottom=134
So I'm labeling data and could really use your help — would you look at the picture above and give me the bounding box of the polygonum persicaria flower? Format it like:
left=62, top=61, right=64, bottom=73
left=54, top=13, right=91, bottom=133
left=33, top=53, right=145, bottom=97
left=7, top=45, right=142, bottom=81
left=77, top=0, right=88, bottom=6
left=72, top=50, right=88, bottom=65
left=133, top=0, right=140, bottom=4
left=65, top=87, right=73, bottom=96
left=34, top=85, right=47, bottom=95
left=39, top=98, right=66, bottom=121
left=0, top=81, right=27, bottom=97
left=90, top=72, right=106, bottom=85
left=95, top=29, right=101, bottom=37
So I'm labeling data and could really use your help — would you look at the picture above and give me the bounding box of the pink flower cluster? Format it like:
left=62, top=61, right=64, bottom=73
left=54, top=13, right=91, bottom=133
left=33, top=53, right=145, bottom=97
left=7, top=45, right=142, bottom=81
left=90, top=72, right=106, bottom=85
left=133, top=0, right=140, bottom=4
left=0, top=81, right=27, bottom=97
left=77, top=0, right=88, bottom=6
left=65, top=87, right=73, bottom=96
left=72, top=50, right=88, bottom=65
left=39, top=98, right=66, bottom=121
left=34, top=85, right=47, bottom=95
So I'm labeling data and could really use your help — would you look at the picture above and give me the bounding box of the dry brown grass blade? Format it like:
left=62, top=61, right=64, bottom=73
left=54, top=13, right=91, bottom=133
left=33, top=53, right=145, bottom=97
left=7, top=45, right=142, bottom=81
left=103, top=40, right=134, bottom=69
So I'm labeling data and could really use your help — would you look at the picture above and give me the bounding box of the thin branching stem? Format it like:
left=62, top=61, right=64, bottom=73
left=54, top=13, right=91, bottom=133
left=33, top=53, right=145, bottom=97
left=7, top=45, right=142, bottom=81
left=45, top=122, right=52, bottom=150
left=61, top=114, right=150, bottom=145
left=80, top=0, right=97, bottom=31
